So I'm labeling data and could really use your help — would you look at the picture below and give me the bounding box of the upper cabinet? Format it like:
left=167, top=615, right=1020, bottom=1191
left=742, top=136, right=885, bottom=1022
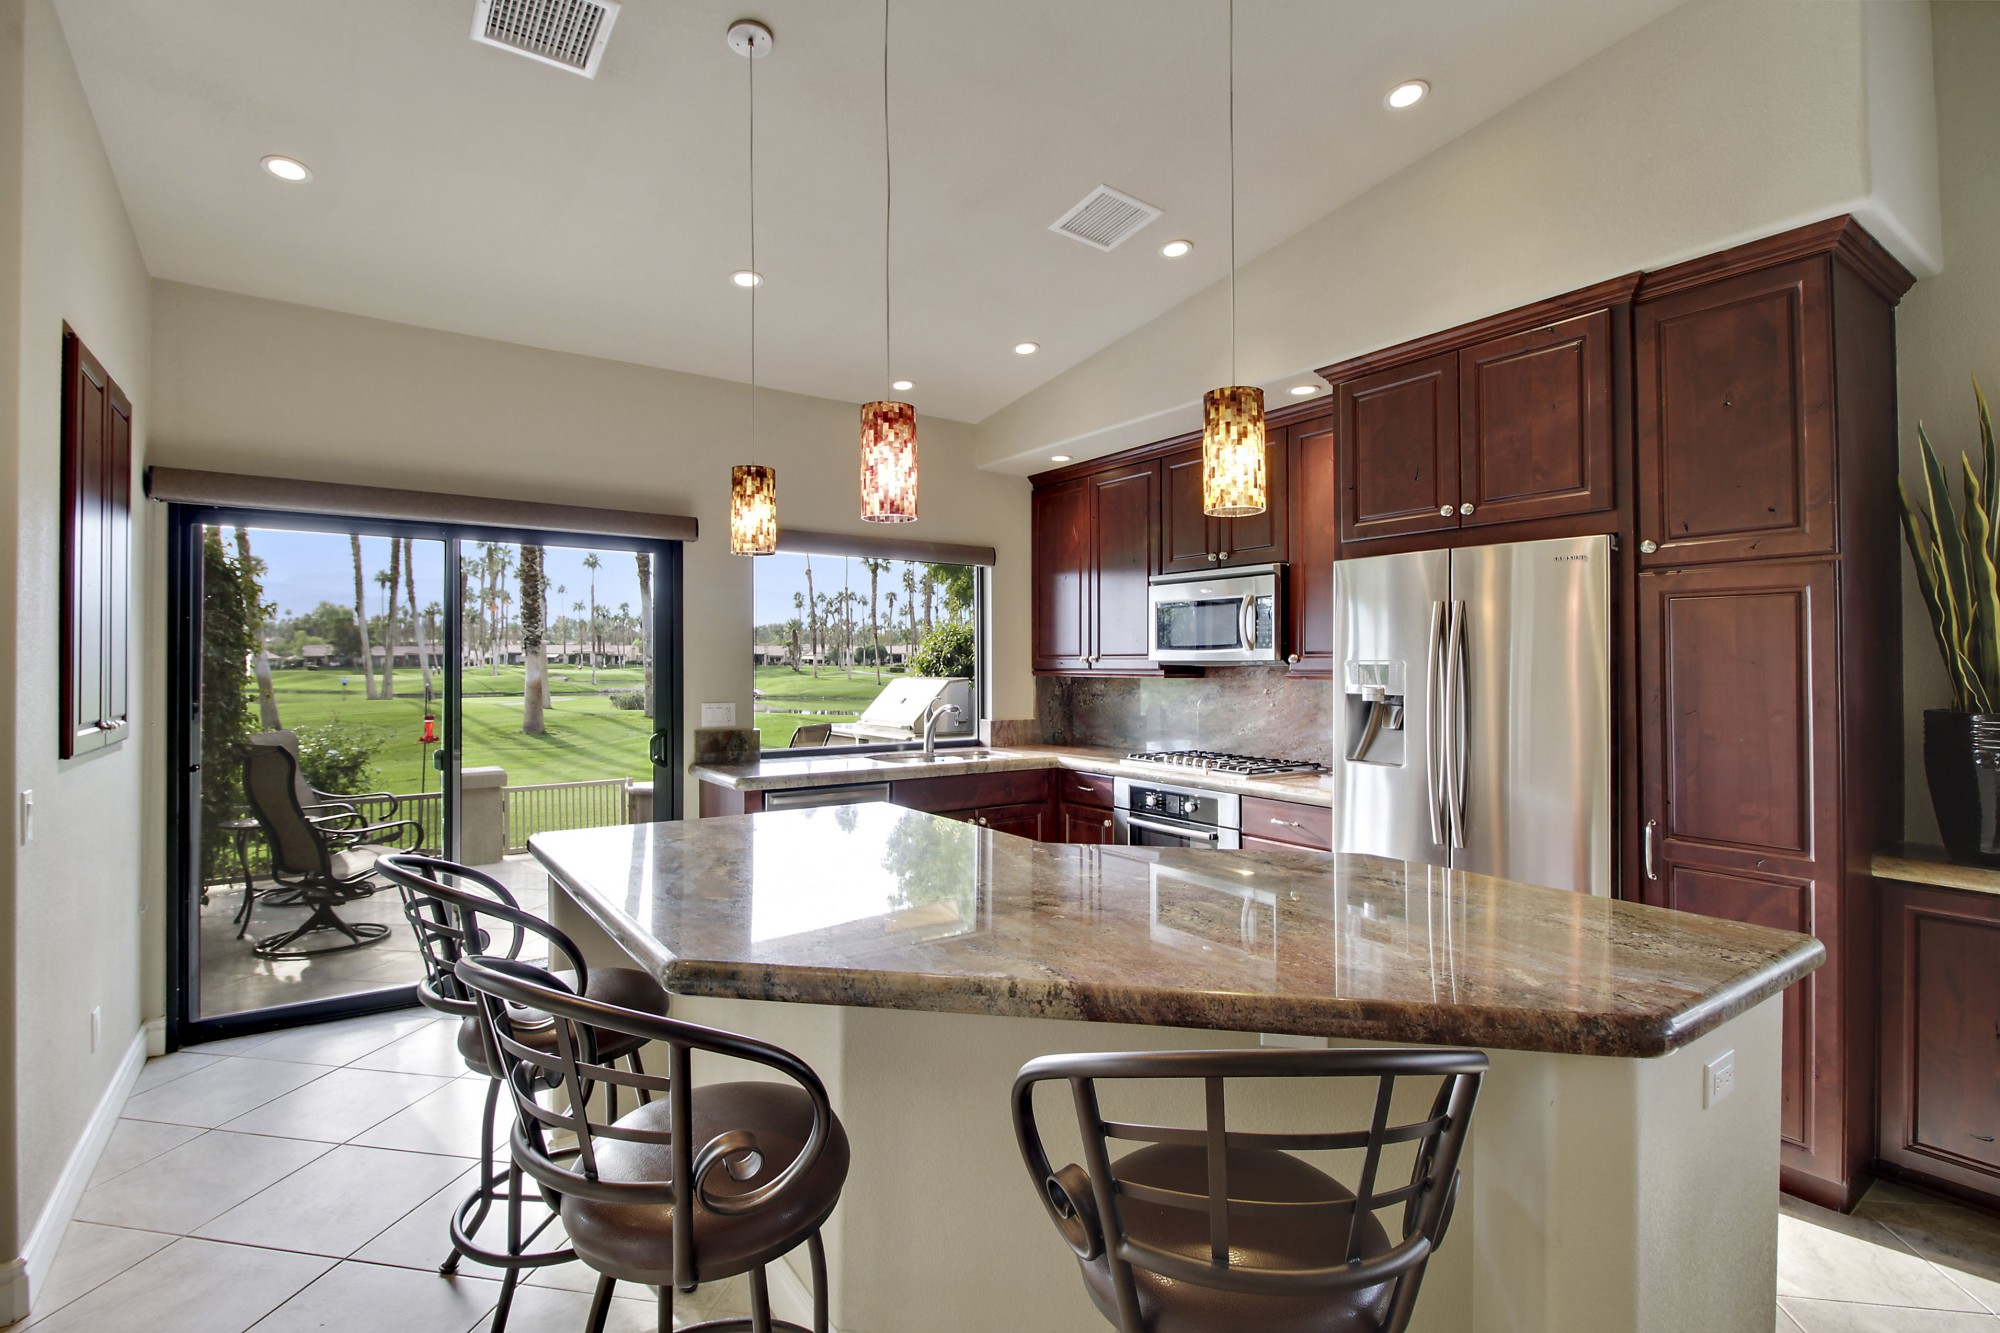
left=1031, top=461, right=1163, bottom=675
left=62, top=326, right=133, bottom=759
left=1285, top=414, right=1337, bottom=676
left=1336, top=352, right=1460, bottom=544
left=1160, top=441, right=1289, bottom=572
left=1635, top=258, right=1837, bottom=567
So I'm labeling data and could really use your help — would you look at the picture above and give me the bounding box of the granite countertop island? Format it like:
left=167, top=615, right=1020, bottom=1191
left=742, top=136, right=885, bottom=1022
left=531, top=801, right=1820, bottom=1059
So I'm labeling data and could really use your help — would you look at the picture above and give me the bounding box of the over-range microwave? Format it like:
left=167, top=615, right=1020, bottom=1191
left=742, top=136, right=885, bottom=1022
left=1148, top=564, right=1283, bottom=664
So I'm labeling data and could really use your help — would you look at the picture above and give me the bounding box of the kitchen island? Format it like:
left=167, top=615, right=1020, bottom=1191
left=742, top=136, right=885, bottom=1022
left=533, top=803, right=1820, bottom=1333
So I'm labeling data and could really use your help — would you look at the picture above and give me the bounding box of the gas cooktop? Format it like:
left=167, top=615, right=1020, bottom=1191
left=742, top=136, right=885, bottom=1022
left=1123, top=749, right=1326, bottom=777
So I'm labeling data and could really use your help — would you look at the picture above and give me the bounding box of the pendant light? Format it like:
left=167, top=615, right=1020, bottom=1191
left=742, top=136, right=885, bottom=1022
left=859, top=0, right=918, bottom=523
left=1201, top=0, right=1266, bottom=519
left=728, top=20, right=777, bottom=556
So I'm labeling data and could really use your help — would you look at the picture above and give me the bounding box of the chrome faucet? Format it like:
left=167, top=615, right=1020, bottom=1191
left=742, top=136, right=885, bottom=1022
left=920, top=702, right=964, bottom=759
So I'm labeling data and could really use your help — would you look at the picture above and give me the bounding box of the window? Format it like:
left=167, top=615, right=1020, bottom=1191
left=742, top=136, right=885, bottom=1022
left=751, top=553, right=982, bottom=751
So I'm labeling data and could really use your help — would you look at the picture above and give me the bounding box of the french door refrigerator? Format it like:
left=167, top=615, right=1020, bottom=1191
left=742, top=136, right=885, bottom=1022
left=1330, top=534, right=1613, bottom=895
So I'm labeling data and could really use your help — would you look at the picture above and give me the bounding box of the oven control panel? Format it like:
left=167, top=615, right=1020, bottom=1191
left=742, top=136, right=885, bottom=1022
left=1123, top=783, right=1233, bottom=829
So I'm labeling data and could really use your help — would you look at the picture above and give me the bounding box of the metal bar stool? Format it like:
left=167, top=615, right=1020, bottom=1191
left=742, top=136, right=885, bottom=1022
left=376, top=853, right=672, bottom=1332
left=1012, top=1047, right=1485, bottom=1333
left=456, top=953, right=848, bottom=1333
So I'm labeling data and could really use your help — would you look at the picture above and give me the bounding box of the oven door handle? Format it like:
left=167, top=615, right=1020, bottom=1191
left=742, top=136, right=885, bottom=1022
left=1125, top=815, right=1221, bottom=843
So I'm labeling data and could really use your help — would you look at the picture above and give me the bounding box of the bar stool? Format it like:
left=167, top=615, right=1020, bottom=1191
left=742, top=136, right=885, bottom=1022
left=1012, top=1047, right=1485, bottom=1333
left=376, top=853, right=673, bottom=1331
left=456, top=953, right=849, bottom=1333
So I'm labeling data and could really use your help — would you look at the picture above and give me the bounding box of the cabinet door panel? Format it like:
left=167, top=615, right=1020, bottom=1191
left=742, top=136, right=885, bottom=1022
left=1061, top=804, right=1115, bottom=844
left=1459, top=309, right=1614, bottom=527
left=1286, top=415, right=1337, bottom=675
left=1665, top=865, right=1817, bottom=1149
left=1222, top=432, right=1288, bottom=566
left=1032, top=479, right=1089, bottom=672
left=1338, top=352, right=1458, bottom=544
left=1636, top=259, right=1836, bottom=565
left=982, top=801, right=1049, bottom=841
left=1090, top=463, right=1159, bottom=671
left=1160, top=449, right=1214, bottom=573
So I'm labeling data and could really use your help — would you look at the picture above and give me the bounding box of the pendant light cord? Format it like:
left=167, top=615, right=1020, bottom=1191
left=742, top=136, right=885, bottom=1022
left=883, top=0, right=893, bottom=396
left=1227, top=0, right=1236, bottom=388
left=748, top=43, right=758, bottom=460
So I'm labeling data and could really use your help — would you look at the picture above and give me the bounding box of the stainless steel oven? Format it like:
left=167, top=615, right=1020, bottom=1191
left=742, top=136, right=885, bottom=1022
left=1113, top=778, right=1242, bottom=850
left=1148, top=564, right=1282, bottom=664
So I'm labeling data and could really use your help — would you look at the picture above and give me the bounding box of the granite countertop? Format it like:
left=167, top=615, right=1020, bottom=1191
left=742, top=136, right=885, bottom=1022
left=690, top=743, right=1337, bottom=807
left=532, top=803, right=1822, bottom=1059
left=1873, top=846, right=2000, bottom=897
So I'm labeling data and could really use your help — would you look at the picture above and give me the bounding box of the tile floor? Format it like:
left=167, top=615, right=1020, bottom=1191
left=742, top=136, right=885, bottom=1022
left=5, top=1007, right=748, bottom=1333
left=13, top=1004, right=2000, bottom=1332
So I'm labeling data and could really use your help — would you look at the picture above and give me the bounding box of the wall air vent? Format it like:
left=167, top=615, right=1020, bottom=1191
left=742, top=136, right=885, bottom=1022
left=472, top=0, right=620, bottom=79
left=1049, top=185, right=1163, bottom=252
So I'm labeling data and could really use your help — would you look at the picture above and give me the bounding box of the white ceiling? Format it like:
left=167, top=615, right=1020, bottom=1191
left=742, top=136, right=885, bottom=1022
left=56, top=0, right=1684, bottom=425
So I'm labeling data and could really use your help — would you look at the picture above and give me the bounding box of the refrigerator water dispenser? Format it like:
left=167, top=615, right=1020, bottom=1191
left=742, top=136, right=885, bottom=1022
left=1342, top=660, right=1405, bottom=765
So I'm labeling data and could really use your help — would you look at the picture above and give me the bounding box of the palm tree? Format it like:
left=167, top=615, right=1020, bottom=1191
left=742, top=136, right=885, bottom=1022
left=554, top=583, right=568, bottom=664
left=804, top=556, right=821, bottom=679
left=784, top=616, right=803, bottom=670
left=351, top=534, right=377, bottom=699
left=520, top=544, right=547, bottom=734
left=635, top=553, right=653, bottom=712
left=378, top=542, right=400, bottom=699
left=860, top=558, right=890, bottom=684
left=582, top=553, right=602, bottom=684
left=403, top=537, right=431, bottom=696
left=234, top=528, right=281, bottom=729
left=884, top=590, right=898, bottom=671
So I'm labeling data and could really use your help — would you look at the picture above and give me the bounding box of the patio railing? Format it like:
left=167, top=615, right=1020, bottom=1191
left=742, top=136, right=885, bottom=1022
left=501, top=778, right=631, bottom=853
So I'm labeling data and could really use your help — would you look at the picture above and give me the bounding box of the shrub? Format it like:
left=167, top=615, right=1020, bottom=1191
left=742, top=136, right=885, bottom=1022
left=909, top=621, right=975, bottom=679
left=293, top=722, right=383, bottom=796
left=609, top=690, right=647, bottom=711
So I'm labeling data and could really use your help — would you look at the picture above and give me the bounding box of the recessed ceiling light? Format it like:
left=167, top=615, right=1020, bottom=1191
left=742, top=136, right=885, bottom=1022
left=1160, top=239, right=1193, bottom=258
left=1386, top=80, right=1429, bottom=109
left=1290, top=384, right=1320, bottom=396
left=1050, top=454, right=1072, bottom=463
left=1015, top=342, right=1040, bottom=356
left=261, top=155, right=312, bottom=182
left=730, top=270, right=763, bottom=288
left=891, top=379, right=914, bottom=392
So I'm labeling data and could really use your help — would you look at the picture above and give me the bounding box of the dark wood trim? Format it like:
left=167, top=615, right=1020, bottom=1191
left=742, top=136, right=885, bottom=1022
left=1026, top=394, right=1330, bottom=488
left=776, top=527, right=996, bottom=567
left=1637, top=215, right=1916, bottom=305
left=1313, top=272, right=1642, bottom=385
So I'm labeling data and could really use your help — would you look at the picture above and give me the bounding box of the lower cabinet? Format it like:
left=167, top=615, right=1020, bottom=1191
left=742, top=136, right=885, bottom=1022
left=1878, top=880, right=2000, bottom=1207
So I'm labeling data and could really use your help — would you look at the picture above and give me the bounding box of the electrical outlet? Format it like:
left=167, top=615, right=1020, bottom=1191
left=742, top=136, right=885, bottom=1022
left=90, top=1007, right=101, bottom=1054
left=701, top=702, right=737, bottom=728
left=1704, top=1049, right=1735, bottom=1108
left=18, top=789, right=31, bottom=844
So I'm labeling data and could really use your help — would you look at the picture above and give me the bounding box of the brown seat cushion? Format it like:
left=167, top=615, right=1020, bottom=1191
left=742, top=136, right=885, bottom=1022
left=560, top=1082, right=850, bottom=1285
left=455, top=966, right=668, bottom=1076
left=1075, top=1144, right=1396, bottom=1333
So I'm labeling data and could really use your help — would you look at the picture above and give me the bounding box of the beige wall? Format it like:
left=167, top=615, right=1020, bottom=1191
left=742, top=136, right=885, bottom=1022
left=146, top=280, right=1036, bottom=818
left=5, top=0, right=153, bottom=1279
left=1896, top=2, right=2000, bottom=845
left=975, top=0, right=1942, bottom=472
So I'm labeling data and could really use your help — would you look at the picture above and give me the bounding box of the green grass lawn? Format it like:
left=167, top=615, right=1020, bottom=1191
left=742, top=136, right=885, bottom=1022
left=750, top=664, right=901, bottom=749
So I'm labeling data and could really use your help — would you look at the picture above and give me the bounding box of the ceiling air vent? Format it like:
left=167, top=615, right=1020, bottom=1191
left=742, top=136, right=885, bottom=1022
left=1049, top=185, right=1163, bottom=252
left=472, top=0, right=621, bottom=79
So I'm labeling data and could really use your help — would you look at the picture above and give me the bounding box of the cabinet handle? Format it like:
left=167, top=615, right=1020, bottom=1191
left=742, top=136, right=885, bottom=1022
left=1439, top=505, right=1454, bottom=517
left=1269, top=818, right=1303, bottom=829
left=1639, top=540, right=1658, bottom=555
left=1643, top=819, right=1659, bottom=881
left=1459, top=503, right=1474, bottom=516
left=1076, top=784, right=1096, bottom=794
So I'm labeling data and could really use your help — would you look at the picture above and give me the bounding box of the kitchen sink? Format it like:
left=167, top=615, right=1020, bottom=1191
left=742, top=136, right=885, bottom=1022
left=862, top=748, right=1007, bottom=765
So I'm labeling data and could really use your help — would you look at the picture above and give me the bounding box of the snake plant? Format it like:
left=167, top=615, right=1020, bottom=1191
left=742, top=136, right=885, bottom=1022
left=1901, top=380, right=2000, bottom=714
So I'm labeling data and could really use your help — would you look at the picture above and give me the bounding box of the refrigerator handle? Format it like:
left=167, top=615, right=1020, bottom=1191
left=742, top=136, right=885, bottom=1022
left=1426, top=600, right=1445, bottom=846
left=1447, top=598, right=1468, bottom=849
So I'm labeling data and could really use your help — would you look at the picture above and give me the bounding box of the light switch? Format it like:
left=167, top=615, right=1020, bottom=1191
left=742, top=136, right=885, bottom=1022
left=701, top=703, right=738, bottom=728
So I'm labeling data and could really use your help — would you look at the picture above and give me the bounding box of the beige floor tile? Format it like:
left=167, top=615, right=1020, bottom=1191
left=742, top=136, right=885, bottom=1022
left=1778, top=1193, right=1986, bottom=1311
left=1863, top=1195, right=2000, bottom=1313
left=73, top=1130, right=331, bottom=1234
left=348, top=1021, right=471, bottom=1077
left=1778, top=1306, right=1805, bottom=1332
left=350, top=1073, right=494, bottom=1158
left=17, top=1223, right=172, bottom=1326
left=485, top=1282, right=661, bottom=1333
left=185, top=1029, right=282, bottom=1055
left=351, top=1167, right=564, bottom=1284
left=195, top=1143, right=467, bottom=1258
left=233, top=1010, right=437, bottom=1067
left=248, top=1259, right=498, bottom=1332
left=129, top=1052, right=221, bottom=1096
left=24, top=1238, right=330, bottom=1333
left=1859, top=1179, right=1965, bottom=1211
left=121, top=1055, right=329, bottom=1128
left=221, top=1066, right=455, bottom=1143
left=85, top=1119, right=204, bottom=1189
left=1781, top=1297, right=2000, bottom=1331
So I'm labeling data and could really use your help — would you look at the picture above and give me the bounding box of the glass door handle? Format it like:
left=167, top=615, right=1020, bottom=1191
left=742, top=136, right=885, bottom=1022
left=649, top=732, right=670, bottom=767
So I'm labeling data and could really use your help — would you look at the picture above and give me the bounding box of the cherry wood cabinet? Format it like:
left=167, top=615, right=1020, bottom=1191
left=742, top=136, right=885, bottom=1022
left=1878, top=881, right=2000, bottom=1208
left=62, top=326, right=133, bottom=759
left=1057, top=771, right=1117, bottom=844
left=1242, top=796, right=1332, bottom=852
left=1337, top=352, right=1460, bottom=545
left=1031, top=479, right=1091, bottom=673
left=1032, top=463, right=1162, bottom=675
left=1635, top=259, right=1837, bottom=567
left=957, top=800, right=1050, bottom=841
left=1060, top=804, right=1116, bottom=844
left=1160, top=442, right=1289, bottom=573
left=1284, top=414, right=1337, bottom=677
left=1459, top=309, right=1615, bottom=529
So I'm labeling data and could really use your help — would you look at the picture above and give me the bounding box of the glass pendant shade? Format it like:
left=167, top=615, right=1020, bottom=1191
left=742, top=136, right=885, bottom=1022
left=729, top=463, right=778, bottom=555
left=1201, top=385, right=1268, bottom=517
left=859, top=400, right=919, bottom=523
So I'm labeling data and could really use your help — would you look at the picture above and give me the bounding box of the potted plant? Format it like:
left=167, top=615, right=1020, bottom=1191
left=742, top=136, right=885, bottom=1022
left=1901, top=380, right=2000, bottom=865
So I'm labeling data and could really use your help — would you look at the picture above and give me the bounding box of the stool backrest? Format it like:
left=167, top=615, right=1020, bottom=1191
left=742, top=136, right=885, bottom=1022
left=375, top=853, right=585, bottom=1019
left=454, top=954, right=840, bottom=1292
left=1012, top=1047, right=1485, bottom=1333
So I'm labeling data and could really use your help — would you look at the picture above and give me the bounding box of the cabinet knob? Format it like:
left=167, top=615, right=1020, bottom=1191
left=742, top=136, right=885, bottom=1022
left=1219, top=551, right=1229, bottom=560
left=1439, top=505, right=1454, bottom=517
left=1207, top=553, right=1219, bottom=561
left=1639, top=539, right=1658, bottom=554
left=1459, top=503, right=1474, bottom=516
left=976, top=816, right=988, bottom=826
left=1102, top=819, right=1113, bottom=829
left=1286, top=653, right=1301, bottom=664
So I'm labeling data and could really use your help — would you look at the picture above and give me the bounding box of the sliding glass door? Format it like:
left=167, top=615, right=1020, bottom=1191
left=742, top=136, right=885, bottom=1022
left=167, top=508, right=681, bottom=1044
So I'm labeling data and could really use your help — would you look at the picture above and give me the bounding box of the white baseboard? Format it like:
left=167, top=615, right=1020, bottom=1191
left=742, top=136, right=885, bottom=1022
left=144, top=1017, right=166, bottom=1058
left=770, top=1249, right=843, bottom=1333
left=4, top=1029, right=148, bottom=1322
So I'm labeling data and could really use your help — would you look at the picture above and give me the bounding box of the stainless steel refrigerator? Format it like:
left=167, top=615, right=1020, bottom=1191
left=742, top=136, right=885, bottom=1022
left=1330, top=534, right=1612, bottom=896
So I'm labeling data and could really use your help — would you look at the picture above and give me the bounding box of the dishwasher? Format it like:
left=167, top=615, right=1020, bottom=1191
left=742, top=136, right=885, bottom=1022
left=761, top=783, right=893, bottom=811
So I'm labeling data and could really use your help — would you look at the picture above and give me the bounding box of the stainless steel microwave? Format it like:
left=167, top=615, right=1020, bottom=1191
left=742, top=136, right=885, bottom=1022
left=1148, top=565, right=1282, bottom=664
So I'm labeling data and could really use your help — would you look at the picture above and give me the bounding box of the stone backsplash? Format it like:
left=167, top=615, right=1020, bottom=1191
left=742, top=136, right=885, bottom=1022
left=1037, top=666, right=1334, bottom=767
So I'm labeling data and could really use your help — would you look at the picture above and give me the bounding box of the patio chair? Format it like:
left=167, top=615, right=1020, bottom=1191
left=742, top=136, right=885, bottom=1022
left=788, top=723, right=832, bottom=748
left=249, top=728, right=403, bottom=829
left=239, top=742, right=420, bottom=958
